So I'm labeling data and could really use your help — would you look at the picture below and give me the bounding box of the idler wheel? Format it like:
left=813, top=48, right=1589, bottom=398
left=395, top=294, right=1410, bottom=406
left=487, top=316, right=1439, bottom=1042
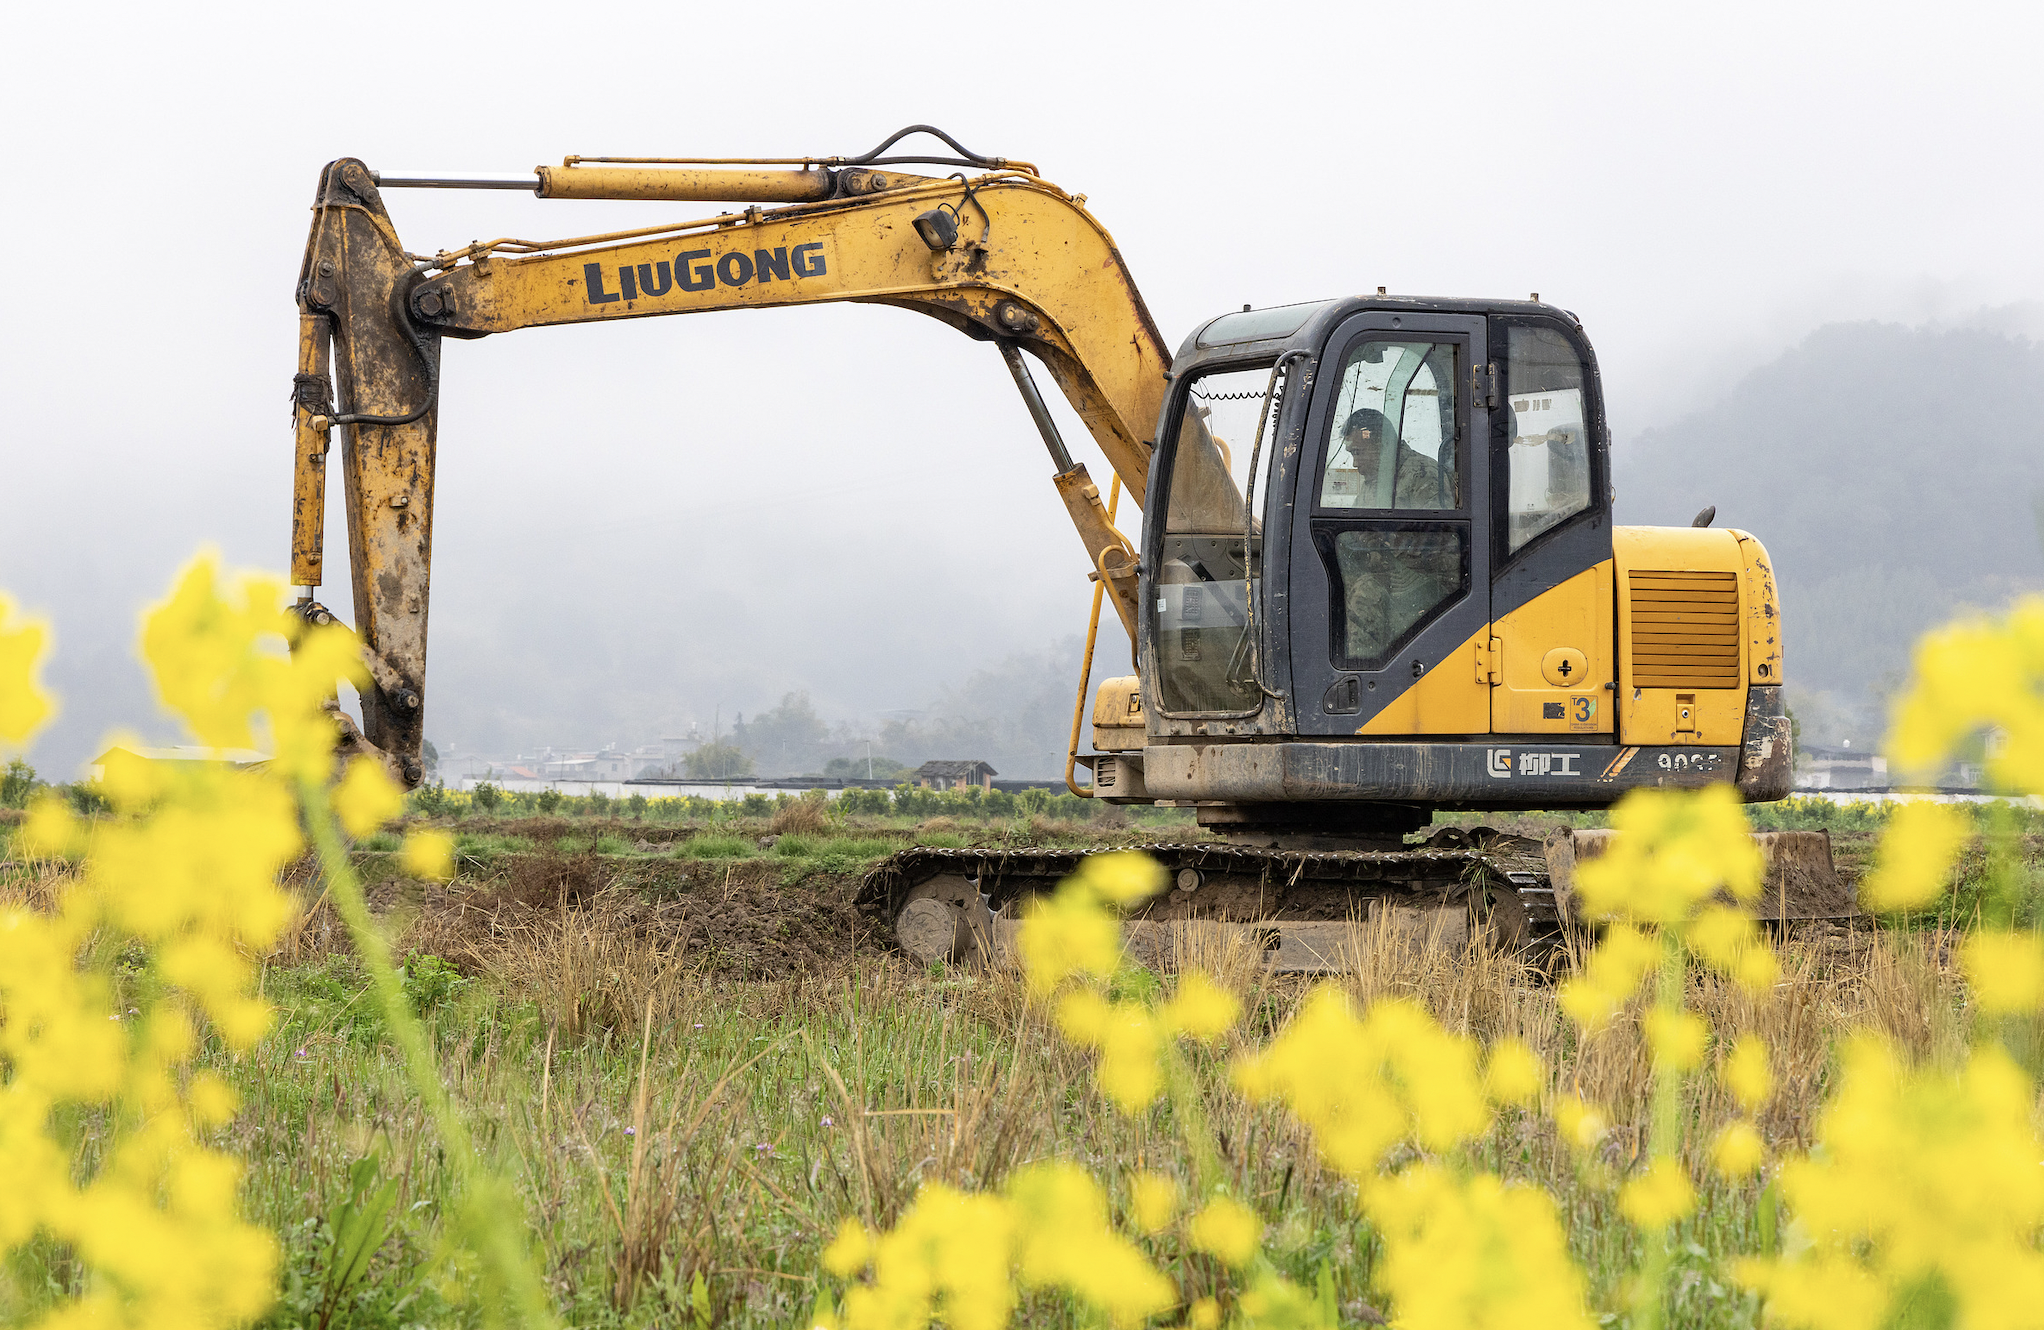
left=892, top=874, right=994, bottom=966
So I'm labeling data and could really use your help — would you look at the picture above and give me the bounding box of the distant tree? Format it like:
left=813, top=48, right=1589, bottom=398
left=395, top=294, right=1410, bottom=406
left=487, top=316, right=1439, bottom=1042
left=422, top=738, right=440, bottom=777
left=729, top=693, right=833, bottom=775
left=685, top=741, right=755, bottom=779
left=824, top=754, right=911, bottom=781
left=1, top=759, right=38, bottom=809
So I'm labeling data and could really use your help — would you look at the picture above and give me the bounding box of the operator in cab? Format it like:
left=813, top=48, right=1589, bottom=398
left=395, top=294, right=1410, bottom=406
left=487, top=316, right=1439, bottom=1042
left=1341, top=408, right=1445, bottom=510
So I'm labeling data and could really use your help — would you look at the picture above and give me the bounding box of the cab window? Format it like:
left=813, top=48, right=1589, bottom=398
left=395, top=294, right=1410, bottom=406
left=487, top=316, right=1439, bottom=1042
left=1317, top=340, right=1460, bottom=511
left=1152, top=361, right=1288, bottom=714
left=1504, top=326, right=1592, bottom=552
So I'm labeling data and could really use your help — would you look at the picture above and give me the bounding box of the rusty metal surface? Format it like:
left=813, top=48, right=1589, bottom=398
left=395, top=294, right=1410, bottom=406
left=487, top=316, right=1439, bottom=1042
left=293, top=159, right=438, bottom=785
left=1736, top=684, right=1795, bottom=801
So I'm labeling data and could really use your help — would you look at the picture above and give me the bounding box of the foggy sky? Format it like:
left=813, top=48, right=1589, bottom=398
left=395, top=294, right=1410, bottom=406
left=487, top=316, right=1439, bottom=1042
left=5, top=1, right=2043, bottom=771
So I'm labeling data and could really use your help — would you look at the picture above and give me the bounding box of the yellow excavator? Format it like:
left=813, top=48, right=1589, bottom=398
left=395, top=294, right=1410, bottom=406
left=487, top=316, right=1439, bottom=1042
left=289, top=126, right=1846, bottom=968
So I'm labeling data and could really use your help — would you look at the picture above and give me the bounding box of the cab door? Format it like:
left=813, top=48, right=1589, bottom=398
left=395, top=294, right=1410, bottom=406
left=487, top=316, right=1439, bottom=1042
left=1287, top=312, right=1492, bottom=736
left=1486, top=318, right=1616, bottom=738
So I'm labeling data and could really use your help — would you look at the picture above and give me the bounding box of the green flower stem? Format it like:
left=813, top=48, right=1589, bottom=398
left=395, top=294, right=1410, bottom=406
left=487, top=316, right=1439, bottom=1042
left=301, top=776, right=557, bottom=1330
left=1160, top=1040, right=1222, bottom=1198
left=1633, top=925, right=1688, bottom=1330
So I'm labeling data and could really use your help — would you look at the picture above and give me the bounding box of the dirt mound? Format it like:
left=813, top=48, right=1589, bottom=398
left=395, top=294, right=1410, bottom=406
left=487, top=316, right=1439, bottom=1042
left=302, top=850, right=878, bottom=983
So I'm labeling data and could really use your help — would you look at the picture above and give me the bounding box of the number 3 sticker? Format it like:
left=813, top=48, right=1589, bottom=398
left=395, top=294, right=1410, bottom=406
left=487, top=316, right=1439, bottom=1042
left=1569, top=695, right=1596, bottom=731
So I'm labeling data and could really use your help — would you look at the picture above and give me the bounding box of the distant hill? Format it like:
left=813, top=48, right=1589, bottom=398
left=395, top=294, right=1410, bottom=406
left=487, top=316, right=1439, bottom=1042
left=1615, top=321, right=2044, bottom=736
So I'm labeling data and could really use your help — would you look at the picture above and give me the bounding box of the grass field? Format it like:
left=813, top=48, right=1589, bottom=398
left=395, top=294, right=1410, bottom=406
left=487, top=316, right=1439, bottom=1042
left=1, top=798, right=2034, bottom=1329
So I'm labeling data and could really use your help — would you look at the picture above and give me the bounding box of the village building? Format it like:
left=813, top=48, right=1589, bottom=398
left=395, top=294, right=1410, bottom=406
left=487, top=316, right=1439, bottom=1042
left=914, top=759, right=998, bottom=791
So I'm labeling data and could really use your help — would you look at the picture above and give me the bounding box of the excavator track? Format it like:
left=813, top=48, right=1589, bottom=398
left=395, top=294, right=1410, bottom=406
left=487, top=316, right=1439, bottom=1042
left=855, top=830, right=1562, bottom=973
left=856, top=827, right=1854, bottom=974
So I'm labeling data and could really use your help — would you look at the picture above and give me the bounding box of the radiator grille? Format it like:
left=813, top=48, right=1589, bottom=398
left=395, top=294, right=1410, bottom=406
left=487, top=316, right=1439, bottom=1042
left=1628, top=570, right=1741, bottom=687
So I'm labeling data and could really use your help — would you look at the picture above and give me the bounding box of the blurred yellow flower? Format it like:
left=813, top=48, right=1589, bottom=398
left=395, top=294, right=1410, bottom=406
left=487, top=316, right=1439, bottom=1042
left=1057, top=990, right=1164, bottom=1113
left=1235, top=988, right=1488, bottom=1177
left=821, top=1219, right=872, bottom=1277
left=1686, top=903, right=1778, bottom=994
left=1618, top=1158, right=1696, bottom=1228
left=1159, top=970, right=1239, bottom=1042
left=1188, top=1296, right=1221, bottom=1329
left=1128, top=1172, right=1178, bottom=1235
left=333, top=755, right=403, bottom=837
left=1887, top=597, right=2044, bottom=793
left=1483, top=1038, right=1545, bottom=1105
left=1018, top=890, right=1123, bottom=996
left=1859, top=800, right=1971, bottom=912
left=401, top=828, right=457, bottom=881
left=1712, top=1120, right=1765, bottom=1178
left=1960, top=929, right=2044, bottom=1014
left=1072, top=851, right=1166, bottom=907
left=1557, top=923, right=1657, bottom=1032
left=0, top=593, right=55, bottom=746
left=1554, top=1095, right=1609, bottom=1153
left=1366, top=1164, right=1595, bottom=1330
left=836, top=1184, right=1015, bottom=1330
left=1643, top=1009, right=1708, bottom=1072
left=1722, top=1034, right=1774, bottom=1112
left=1739, top=1036, right=2044, bottom=1329
left=20, top=792, right=80, bottom=858
left=1575, top=785, right=1763, bottom=921
left=1007, top=1163, right=1174, bottom=1326
left=1186, top=1195, right=1262, bottom=1267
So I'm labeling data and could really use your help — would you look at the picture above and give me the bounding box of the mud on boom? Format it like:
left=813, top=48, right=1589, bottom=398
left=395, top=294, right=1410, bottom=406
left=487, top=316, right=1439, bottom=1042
left=288, top=126, right=1844, bottom=971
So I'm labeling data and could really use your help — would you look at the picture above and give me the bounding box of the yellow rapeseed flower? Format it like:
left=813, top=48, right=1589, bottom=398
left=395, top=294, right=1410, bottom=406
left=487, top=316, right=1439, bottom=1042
left=1711, top=1121, right=1765, bottom=1178
left=1234, top=988, right=1489, bottom=1178
left=1128, top=1172, right=1178, bottom=1235
left=1556, top=924, right=1658, bottom=1032
left=1071, top=851, right=1166, bottom=907
left=1483, top=1038, right=1545, bottom=1106
left=1186, top=1195, right=1262, bottom=1267
left=1188, top=1296, right=1222, bottom=1329
left=1575, top=785, right=1763, bottom=921
left=1859, top=800, right=1972, bottom=912
left=1006, top=1163, right=1175, bottom=1327
left=821, top=1219, right=872, bottom=1277
left=1618, top=1158, right=1696, bottom=1228
left=333, top=756, right=403, bottom=838
left=1366, top=1164, right=1595, bottom=1330
left=837, top=1184, right=1015, bottom=1330
left=1056, top=990, right=1164, bottom=1113
left=1887, top=597, right=2044, bottom=792
left=1159, top=970, right=1239, bottom=1042
left=400, top=828, right=457, bottom=881
left=1686, top=904, right=1779, bottom=994
left=1643, top=1009, right=1709, bottom=1073
left=1739, top=1036, right=2044, bottom=1328
left=1721, top=1034, right=1774, bottom=1112
left=20, top=792, right=81, bottom=858
left=0, top=593, right=55, bottom=746
left=1553, top=1095, right=1609, bottom=1153
left=1959, top=928, right=2044, bottom=1014
left=1018, top=890, right=1123, bottom=996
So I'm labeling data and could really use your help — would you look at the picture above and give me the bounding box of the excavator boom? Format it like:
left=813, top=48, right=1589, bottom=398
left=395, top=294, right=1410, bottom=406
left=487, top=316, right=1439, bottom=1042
left=291, top=138, right=1167, bottom=778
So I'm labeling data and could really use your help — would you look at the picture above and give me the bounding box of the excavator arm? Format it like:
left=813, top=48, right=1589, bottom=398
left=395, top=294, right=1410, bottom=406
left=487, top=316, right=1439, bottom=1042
left=290, top=133, right=1174, bottom=783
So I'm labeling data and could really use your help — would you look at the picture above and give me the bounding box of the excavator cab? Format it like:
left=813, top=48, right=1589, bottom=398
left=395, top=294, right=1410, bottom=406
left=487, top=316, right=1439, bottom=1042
left=1109, top=295, right=1791, bottom=821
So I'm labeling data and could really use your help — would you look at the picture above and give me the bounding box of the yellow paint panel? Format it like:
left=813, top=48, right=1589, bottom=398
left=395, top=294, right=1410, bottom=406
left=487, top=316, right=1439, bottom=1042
left=1613, top=527, right=1747, bottom=745
left=1729, top=529, right=1784, bottom=684
left=1358, top=624, right=1492, bottom=736
left=1492, top=562, right=1614, bottom=734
